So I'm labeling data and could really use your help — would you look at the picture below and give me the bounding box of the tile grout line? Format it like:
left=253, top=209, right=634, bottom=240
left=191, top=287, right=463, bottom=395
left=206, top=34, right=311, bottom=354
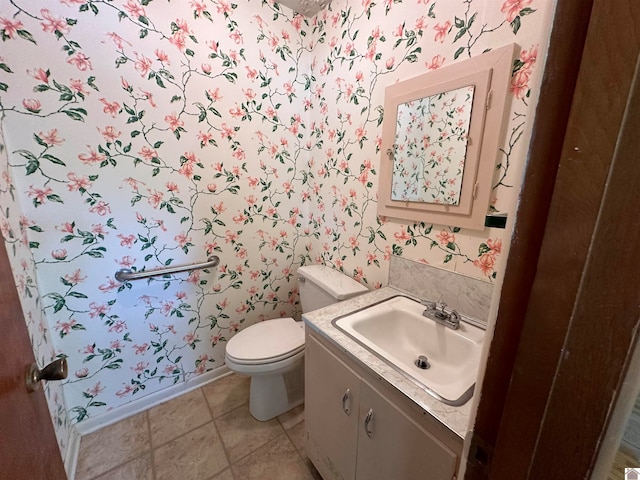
left=279, top=412, right=319, bottom=479
left=147, top=389, right=213, bottom=448
left=80, top=375, right=316, bottom=480
left=147, top=410, right=157, bottom=480
left=213, top=400, right=288, bottom=467
left=148, top=388, right=227, bottom=479
left=75, top=412, right=153, bottom=480
left=200, top=386, right=236, bottom=478
left=213, top=400, right=258, bottom=467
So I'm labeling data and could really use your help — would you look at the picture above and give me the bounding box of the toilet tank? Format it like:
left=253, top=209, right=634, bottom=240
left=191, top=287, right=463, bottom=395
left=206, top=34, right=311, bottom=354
left=297, top=265, right=369, bottom=313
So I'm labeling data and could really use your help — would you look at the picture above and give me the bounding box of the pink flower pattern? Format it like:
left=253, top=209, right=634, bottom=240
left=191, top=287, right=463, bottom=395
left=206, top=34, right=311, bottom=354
left=0, top=0, right=549, bottom=458
left=501, top=0, right=533, bottom=23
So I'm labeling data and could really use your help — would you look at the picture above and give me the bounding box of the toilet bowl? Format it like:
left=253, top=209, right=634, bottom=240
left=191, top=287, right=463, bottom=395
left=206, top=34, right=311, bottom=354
left=225, top=318, right=305, bottom=421
left=224, top=265, right=369, bottom=421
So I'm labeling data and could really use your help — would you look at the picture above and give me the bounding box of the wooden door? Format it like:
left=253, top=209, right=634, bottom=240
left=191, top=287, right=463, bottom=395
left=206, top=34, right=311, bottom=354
left=466, top=0, right=640, bottom=477
left=305, top=333, right=360, bottom=480
left=356, top=381, right=458, bottom=480
left=0, top=238, right=67, bottom=479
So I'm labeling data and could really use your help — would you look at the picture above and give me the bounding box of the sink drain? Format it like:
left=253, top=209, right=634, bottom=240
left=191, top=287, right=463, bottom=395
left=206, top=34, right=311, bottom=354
left=415, top=355, right=430, bottom=370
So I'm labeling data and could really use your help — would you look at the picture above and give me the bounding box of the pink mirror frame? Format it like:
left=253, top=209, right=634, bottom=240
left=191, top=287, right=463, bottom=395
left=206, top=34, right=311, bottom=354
left=377, top=43, right=517, bottom=230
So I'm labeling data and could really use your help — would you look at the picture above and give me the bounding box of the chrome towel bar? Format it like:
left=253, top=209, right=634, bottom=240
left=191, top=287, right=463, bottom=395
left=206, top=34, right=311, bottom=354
left=115, top=256, right=220, bottom=283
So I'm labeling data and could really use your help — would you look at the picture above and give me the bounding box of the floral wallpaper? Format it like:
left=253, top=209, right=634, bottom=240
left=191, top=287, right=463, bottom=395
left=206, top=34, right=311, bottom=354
left=0, top=122, right=73, bottom=459
left=0, top=0, right=554, bottom=460
left=391, top=85, right=474, bottom=204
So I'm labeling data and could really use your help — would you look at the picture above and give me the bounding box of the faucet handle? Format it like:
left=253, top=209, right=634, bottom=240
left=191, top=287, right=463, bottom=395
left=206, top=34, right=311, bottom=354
left=449, top=310, right=460, bottom=329
left=439, top=302, right=447, bottom=313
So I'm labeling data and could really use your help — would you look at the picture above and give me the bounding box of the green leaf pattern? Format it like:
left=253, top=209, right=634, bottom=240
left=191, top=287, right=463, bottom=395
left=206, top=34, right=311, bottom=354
left=0, top=0, right=550, bottom=457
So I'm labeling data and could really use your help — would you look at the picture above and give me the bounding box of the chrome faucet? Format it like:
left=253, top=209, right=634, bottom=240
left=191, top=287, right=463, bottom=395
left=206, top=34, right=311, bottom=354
left=421, top=301, right=460, bottom=330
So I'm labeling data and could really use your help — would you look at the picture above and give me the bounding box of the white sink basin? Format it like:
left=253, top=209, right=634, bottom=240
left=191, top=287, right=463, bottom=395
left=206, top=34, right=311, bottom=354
left=332, top=295, right=485, bottom=406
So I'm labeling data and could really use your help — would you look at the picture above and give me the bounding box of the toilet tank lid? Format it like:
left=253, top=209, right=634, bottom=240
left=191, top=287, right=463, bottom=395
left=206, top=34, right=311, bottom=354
left=298, top=265, right=369, bottom=300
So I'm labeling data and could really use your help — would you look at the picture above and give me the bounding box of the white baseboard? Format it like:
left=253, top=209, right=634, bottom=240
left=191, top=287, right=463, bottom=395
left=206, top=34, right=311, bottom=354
left=64, top=425, right=82, bottom=480
left=74, top=365, right=231, bottom=437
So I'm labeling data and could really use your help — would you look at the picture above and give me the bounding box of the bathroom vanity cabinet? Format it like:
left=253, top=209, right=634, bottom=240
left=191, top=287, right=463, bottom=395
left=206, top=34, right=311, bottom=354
left=305, top=331, right=463, bottom=480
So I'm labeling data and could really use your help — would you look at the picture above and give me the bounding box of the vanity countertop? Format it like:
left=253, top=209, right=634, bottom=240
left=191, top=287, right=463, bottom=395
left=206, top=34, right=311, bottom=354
left=302, top=286, right=473, bottom=439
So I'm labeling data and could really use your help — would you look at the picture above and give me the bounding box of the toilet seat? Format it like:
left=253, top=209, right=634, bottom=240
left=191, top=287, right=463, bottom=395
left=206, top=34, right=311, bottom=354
left=225, top=318, right=305, bottom=365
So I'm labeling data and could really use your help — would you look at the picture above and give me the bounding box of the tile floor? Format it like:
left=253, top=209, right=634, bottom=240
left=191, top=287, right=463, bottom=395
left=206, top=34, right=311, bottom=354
left=75, top=373, right=322, bottom=480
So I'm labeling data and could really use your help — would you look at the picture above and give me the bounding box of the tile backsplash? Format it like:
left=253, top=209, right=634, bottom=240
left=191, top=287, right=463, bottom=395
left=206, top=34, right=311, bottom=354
left=388, top=256, right=493, bottom=327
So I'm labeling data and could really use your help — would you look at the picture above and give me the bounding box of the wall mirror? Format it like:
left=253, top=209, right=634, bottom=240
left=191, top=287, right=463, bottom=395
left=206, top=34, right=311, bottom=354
left=378, top=43, right=517, bottom=230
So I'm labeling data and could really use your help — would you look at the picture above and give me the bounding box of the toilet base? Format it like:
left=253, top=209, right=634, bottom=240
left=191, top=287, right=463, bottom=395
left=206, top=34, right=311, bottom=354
left=249, top=357, right=305, bottom=421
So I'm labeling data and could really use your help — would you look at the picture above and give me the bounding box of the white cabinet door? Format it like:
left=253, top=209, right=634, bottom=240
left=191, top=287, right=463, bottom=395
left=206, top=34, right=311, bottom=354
left=306, top=332, right=459, bottom=480
left=356, top=381, right=458, bottom=480
left=306, top=334, right=360, bottom=480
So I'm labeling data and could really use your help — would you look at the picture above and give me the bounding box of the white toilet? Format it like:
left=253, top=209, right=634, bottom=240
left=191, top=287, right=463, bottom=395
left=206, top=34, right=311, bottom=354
left=224, top=265, right=369, bottom=421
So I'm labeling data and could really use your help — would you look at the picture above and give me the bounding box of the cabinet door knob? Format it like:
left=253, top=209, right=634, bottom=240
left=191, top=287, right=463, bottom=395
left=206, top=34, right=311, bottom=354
left=364, top=408, right=374, bottom=438
left=342, top=388, right=351, bottom=415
